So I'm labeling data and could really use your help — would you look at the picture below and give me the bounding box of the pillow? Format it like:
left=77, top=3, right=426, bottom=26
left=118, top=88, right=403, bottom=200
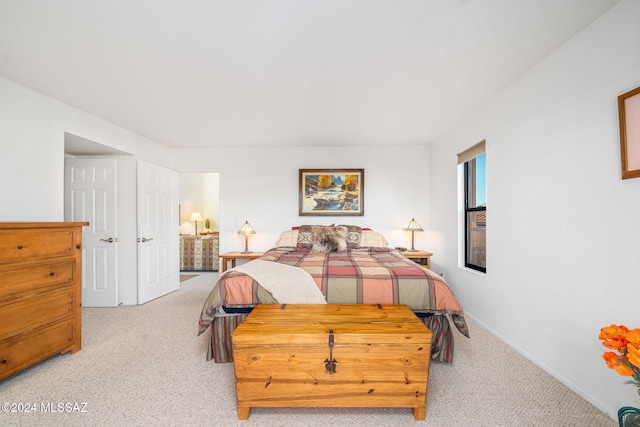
left=287, top=227, right=387, bottom=249
left=295, top=225, right=315, bottom=250
left=310, top=225, right=347, bottom=253
left=338, top=224, right=362, bottom=249
left=360, top=230, right=389, bottom=248
left=292, top=224, right=333, bottom=230
left=275, top=230, right=298, bottom=247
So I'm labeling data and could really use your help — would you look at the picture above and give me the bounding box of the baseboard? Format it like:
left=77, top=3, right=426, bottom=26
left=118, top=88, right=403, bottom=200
left=464, top=312, right=615, bottom=421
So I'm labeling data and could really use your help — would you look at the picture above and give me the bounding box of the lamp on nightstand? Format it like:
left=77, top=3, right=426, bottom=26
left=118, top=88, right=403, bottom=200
left=403, top=218, right=423, bottom=252
left=189, top=212, right=203, bottom=235
left=238, top=221, right=256, bottom=254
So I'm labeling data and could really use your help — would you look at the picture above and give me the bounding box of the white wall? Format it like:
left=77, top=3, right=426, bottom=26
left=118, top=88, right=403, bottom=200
left=115, top=156, right=138, bottom=305
left=429, top=0, right=640, bottom=419
left=179, top=173, right=205, bottom=235
left=179, top=172, right=220, bottom=235
left=170, top=145, right=430, bottom=254
left=0, top=77, right=172, bottom=221
left=0, top=77, right=174, bottom=305
left=203, top=173, right=220, bottom=231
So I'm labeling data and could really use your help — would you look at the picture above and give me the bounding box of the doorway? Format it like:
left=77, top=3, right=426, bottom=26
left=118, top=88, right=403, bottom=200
left=179, top=172, right=220, bottom=235
left=179, top=172, right=220, bottom=273
left=63, top=133, right=180, bottom=306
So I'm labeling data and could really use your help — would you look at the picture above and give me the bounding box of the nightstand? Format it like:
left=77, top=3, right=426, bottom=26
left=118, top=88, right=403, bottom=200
left=400, top=250, right=433, bottom=269
left=220, top=252, right=264, bottom=272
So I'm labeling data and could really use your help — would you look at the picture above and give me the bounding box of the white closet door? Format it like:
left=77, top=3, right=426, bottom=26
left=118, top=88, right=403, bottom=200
left=137, top=160, right=179, bottom=304
left=64, top=157, right=118, bottom=307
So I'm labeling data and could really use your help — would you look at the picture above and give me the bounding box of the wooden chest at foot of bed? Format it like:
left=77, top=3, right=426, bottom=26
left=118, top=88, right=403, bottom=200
left=231, top=304, right=432, bottom=420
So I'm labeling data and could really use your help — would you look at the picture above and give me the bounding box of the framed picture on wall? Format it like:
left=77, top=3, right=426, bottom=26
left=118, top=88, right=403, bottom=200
left=619, top=85, right=640, bottom=179
left=299, top=169, right=364, bottom=216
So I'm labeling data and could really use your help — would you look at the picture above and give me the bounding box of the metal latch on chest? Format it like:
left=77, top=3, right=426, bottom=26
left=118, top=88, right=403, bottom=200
left=324, top=329, right=337, bottom=374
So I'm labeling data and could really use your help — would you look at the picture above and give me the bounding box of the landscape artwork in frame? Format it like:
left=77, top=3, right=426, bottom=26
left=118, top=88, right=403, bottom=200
left=299, top=169, right=364, bottom=216
left=619, top=85, right=640, bottom=179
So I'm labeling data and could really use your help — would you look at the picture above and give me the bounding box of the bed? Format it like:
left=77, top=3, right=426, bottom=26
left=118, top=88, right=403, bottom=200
left=198, top=225, right=469, bottom=364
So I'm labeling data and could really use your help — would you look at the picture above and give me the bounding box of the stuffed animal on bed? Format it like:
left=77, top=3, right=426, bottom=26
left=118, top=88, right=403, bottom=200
left=310, top=225, right=348, bottom=253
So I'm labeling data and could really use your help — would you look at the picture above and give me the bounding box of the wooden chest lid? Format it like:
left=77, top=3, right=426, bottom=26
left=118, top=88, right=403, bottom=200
left=232, top=304, right=432, bottom=346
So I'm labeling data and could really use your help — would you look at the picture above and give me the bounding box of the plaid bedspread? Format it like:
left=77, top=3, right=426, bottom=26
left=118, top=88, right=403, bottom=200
left=198, top=247, right=469, bottom=338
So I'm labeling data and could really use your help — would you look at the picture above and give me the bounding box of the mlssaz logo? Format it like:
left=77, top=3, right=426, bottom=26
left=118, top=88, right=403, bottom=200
left=40, top=402, right=88, bottom=413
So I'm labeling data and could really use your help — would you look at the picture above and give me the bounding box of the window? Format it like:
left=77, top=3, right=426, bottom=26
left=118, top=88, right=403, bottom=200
left=459, top=141, right=486, bottom=273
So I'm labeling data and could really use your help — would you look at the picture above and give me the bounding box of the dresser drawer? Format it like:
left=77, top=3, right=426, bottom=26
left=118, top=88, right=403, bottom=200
left=0, top=288, right=74, bottom=340
left=0, top=229, right=78, bottom=264
left=0, top=319, right=74, bottom=380
left=0, top=260, right=75, bottom=299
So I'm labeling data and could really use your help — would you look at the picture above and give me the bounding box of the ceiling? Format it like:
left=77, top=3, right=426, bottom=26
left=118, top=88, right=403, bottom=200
left=0, top=0, right=622, bottom=149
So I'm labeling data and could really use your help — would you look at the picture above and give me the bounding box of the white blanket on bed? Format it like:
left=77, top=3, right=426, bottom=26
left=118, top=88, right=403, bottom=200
left=222, top=259, right=327, bottom=304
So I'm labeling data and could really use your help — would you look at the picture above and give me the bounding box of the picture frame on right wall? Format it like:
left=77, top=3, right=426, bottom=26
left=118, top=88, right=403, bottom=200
left=618, top=85, right=640, bottom=179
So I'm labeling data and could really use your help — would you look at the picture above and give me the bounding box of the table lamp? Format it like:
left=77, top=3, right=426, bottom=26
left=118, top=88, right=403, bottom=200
left=238, top=221, right=256, bottom=254
left=189, top=212, right=203, bottom=235
left=403, top=218, right=423, bottom=252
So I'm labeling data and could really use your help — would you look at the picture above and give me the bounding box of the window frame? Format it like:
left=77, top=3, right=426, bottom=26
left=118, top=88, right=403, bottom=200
left=459, top=141, right=486, bottom=273
left=464, top=159, right=486, bottom=272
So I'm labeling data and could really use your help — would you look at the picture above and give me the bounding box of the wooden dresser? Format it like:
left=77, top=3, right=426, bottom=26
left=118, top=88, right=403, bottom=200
left=0, top=222, right=87, bottom=380
left=180, top=234, right=220, bottom=271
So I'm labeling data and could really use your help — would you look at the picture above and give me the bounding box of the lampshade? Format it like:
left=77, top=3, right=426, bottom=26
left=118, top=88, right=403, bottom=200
left=404, top=218, right=423, bottom=232
left=238, top=221, right=256, bottom=254
left=403, top=218, right=423, bottom=252
left=238, top=221, right=256, bottom=235
left=189, top=212, right=204, bottom=235
left=189, top=212, right=203, bottom=222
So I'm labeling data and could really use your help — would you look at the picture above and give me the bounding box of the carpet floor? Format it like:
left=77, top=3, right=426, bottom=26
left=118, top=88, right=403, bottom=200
left=0, top=272, right=616, bottom=426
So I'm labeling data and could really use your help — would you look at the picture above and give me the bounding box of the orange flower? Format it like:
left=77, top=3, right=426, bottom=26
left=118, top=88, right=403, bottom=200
left=600, top=324, right=629, bottom=350
left=603, top=351, right=619, bottom=368
left=624, top=329, right=640, bottom=346
left=602, top=337, right=627, bottom=350
left=614, top=362, right=635, bottom=376
left=627, top=343, right=640, bottom=369
left=603, top=351, right=635, bottom=376
left=600, top=324, right=629, bottom=339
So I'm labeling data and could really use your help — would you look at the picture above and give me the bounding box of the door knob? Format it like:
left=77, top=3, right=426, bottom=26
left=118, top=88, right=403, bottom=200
left=100, top=237, right=116, bottom=243
left=140, top=237, right=154, bottom=243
